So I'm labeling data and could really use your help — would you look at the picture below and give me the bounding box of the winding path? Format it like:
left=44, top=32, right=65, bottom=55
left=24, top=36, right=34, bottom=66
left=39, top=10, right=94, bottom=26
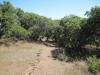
left=31, top=43, right=92, bottom=75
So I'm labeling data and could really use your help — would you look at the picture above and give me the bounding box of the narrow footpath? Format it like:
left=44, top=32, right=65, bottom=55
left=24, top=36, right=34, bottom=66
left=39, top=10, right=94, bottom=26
left=31, top=44, right=92, bottom=75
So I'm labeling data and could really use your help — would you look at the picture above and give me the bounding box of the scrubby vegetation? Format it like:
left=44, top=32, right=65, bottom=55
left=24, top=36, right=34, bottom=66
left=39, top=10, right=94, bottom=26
left=0, top=1, right=100, bottom=74
left=87, top=56, right=100, bottom=73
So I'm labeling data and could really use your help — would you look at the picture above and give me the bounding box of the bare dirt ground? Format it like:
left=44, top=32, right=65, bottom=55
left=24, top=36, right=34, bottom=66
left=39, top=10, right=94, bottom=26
left=32, top=44, right=93, bottom=75
left=0, top=40, right=93, bottom=75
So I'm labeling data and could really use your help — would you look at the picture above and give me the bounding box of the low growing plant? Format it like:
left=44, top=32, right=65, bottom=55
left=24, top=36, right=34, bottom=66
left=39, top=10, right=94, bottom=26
left=87, top=56, right=100, bottom=73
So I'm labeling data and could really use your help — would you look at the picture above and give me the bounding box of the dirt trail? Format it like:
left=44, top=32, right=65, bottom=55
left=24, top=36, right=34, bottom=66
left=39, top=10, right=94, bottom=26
left=0, top=41, right=93, bottom=75
left=32, top=44, right=92, bottom=75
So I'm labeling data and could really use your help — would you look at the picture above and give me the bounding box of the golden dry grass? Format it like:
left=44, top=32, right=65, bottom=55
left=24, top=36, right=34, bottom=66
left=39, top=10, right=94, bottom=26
left=0, top=39, right=94, bottom=75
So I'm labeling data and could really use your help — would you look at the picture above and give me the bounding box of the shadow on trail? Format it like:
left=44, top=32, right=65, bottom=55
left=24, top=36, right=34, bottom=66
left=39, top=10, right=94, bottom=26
left=43, top=41, right=57, bottom=47
left=0, top=38, right=18, bottom=47
left=0, top=41, right=10, bottom=47
left=51, top=49, right=58, bottom=59
left=51, top=48, right=66, bottom=61
left=50, top=46, right=100, bottom=62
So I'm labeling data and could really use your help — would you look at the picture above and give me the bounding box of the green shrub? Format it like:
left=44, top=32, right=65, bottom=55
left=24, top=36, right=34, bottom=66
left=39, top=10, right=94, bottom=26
left=87, top=56, right=100, bottom=73
left=57, top=54, right=68, bottom=62
left=11, top=25, right=30, bottom=40
left=28, top=25, right=41, bottom=40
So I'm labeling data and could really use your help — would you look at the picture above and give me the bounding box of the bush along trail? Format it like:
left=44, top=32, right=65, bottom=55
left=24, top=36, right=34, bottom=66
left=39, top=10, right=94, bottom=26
left=30, top=43, right=92, bottom=75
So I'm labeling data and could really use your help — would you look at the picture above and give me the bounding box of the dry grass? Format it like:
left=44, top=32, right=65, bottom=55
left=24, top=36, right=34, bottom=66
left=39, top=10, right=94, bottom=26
left=0, top=39, right=42, bottom=75
left=0, top=39, right=94, bottom=75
